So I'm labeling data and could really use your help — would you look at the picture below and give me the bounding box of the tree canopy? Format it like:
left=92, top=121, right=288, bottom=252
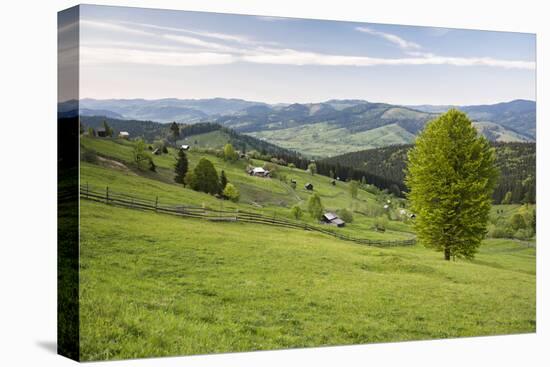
left=307, top=193, right=324, bottom=220
left=223, top=183, right=240, bottom=202
left=405, top=109, right=498, bottom=260
left=170, top=122, right=180, bottom=142
left=223, top=143, right=238, bottom=161
left=132, top=139, right=154, bottom=171
left=189, top=158, right=220, bottom=195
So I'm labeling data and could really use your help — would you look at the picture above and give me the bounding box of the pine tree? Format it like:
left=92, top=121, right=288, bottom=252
left=102, top=120, right=113, bottom=137
left=405, top=109, right=498, bottom=260
left=174, top=149, right=189, bottom=186
left=170, top=122, right=180, bottom=143
left=220, top=170, right=228, bottom=190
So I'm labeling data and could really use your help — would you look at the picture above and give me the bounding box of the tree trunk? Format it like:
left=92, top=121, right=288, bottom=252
left=444, top=247, right=451, bottom=261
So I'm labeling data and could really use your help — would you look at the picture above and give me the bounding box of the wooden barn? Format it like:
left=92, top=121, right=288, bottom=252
left=96, top=127, right=107, bottom=137
left=322, top=212, right=345, bottom=227
left=249, top=167, right=270, bottom=177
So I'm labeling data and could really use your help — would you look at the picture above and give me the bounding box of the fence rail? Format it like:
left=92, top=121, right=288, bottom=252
left=79, top=184, right=416, bottom=248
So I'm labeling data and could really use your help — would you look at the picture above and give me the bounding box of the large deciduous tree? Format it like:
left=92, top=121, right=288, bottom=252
left=307, top=193, right=324, bottom=220
left=189, top=158, right=220, bottom=195
left=405, top=109, right=498, bottom=261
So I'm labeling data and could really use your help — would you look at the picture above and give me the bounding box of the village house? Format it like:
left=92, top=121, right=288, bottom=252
left=321, top=212, right=345, bottom=227
left=96, top=127, right=107, bottom=137
left=180, top=144, right=190, bottom=151
left=304, top=183, right=314, bottom=190
left=249, top=167, right=270, bottom=177
left=118, top=131, right=129, bottom=139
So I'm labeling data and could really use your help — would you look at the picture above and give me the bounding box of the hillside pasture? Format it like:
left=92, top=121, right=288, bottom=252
left=79, top=200, right=536, bottom=361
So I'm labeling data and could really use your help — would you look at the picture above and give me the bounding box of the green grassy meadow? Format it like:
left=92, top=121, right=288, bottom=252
left=78, top=136, right=536, bottom=361
left=246, top=122, right=416, bottom=157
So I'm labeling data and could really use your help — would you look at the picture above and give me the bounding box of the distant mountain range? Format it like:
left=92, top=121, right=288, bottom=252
left=61, top=97, right=535, bottom=157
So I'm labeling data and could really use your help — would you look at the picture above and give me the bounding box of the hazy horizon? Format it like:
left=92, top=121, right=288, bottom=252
left=68, top=96, right=535, bottom=107
left=61, top=5, right=536, bottom=105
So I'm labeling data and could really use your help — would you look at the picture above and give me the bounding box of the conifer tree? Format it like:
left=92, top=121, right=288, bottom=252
left=174, top=149, right=189, bottom=186
left=220, top=170, right=228, bottom=190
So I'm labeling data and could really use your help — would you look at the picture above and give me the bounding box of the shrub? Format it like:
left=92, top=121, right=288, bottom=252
left=514, top=228, right=534, bottom=240
left=307, top=163, right=317, bottom=175
left=184, top=171, right=195, bottom=188
left=290, top=205, right=304, bottom=220
left=373, top=216, right=388, bottom=232
left=81, top=149, right=98, bottom=163
left=223, top=183, right=240, bottom=202
left=336, top=208, right=353, bottom=223
left=509, top=213, right=526, bottom=231
left=487, top=224, right=514, bottom=238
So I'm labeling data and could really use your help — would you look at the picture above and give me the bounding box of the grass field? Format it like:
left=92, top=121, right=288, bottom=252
left=246, top=122, right=416, bottom=157
left=79, top=200, right=535, bottom=360
left=81, top=136, right=411, bottom=240
left=78, top=136, right=536, bottom=361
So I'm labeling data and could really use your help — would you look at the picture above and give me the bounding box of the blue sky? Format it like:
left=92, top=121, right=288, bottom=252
left=72, top=4, right=536, bottom=105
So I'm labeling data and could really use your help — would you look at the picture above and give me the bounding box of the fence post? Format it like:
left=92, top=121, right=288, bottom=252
left=155, top=196, right=158, bottom=212
left=106, top=186, right=109, bottom=204
left=86, top=182, right=89, bottom=199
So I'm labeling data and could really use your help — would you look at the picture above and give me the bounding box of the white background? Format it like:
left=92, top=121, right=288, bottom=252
left=0, top=0, right=548, bottom=365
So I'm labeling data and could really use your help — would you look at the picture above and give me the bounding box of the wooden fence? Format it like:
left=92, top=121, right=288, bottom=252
left=80, top=184, right=416, bottom=248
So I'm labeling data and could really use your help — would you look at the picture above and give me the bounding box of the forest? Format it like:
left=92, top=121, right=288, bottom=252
left=320, top=142, right=536, bottom=204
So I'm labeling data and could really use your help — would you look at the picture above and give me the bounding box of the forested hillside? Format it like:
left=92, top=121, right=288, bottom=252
left=321, top=142, right=536, bottom=204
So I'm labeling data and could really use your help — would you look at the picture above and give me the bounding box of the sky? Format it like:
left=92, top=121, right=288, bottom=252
left=64, top=4, right=536, bottom=105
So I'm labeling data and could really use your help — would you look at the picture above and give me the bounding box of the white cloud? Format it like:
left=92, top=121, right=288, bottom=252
left=79, top=19, right=534, bottom=70
left=118, top=20, right=258, bottom=45
left=80, top=47, right=236, bottom=67
left=162, top=34, right=237, bottom=52
left=356, top=26, right=422, bottom=50
left=241, top=48, right=535, bottom=69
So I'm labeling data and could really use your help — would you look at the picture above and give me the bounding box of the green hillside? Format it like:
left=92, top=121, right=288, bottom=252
left=247, top=122, right=416, bottom=157
left=78, top=136, right=535, bottom=360
left=320, top=142, right=536, bottom=204
left=80, top=136, right=410, bottom=239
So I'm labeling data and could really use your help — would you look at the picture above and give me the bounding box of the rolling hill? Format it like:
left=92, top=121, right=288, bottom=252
left=408, top=99, right=536, bottom=139
left=76, top=97, right=267, bottom=123
left=320, top=142, right=536, bottom=204
left=75, top=134, right=535, bottom=360
left=71, top=98, right=535, bottom=157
